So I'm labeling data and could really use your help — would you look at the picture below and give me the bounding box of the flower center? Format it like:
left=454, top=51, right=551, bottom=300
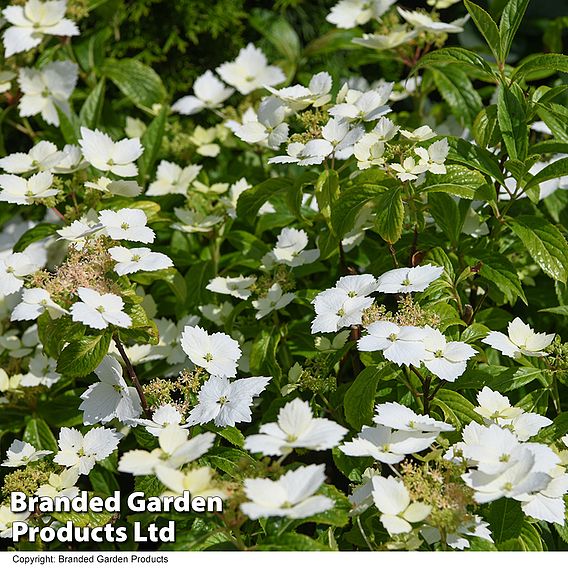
left=204, top=352, right=214, bottom=362
left=132, top=254, right=141, bottom=262
left=218, top=395, right=229, bottom=406
left=121, top=222, right=130, bottom=230
left=96, top=305, right=106, bottom=313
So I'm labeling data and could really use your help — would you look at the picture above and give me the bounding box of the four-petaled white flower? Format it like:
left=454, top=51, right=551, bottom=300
left=2, top=0, right=80, bottom=57
left=329, top=85, right=392, bottom=122
left=482, top=317, right=555, bottom=358
left=371, top=475, right=431, bottom=535
left=252, top=283, right=295, bottom=319
left=0, top=172, right=58, bottom=205
left=422, top=326, right=476, bottom=382
left=0, top=141, right=64, bottom=174
left=172, top=70, right=234, bottom=115
left=78, top=127, right=143, bottom=177
left=18, top=61, right=78, bottom=126
left=268, top=140, right=333, bottom=167
left=36, top=468, right=80, bottom=499
left=146, top=160, right=202, bottom=196
left=180, top=325, right=241, bottom=377
left=266, top=72, right=332, bottom=111
left=187, top=374, right=271, bottom=428
left=327, top=0, right=396, bottom=29
left=70, top=287, right=132, bottom=330
left=322, top=118, right=364, bottom=160
left=11, top=288, right=67, bottom=321
left=241, top=464, right=333, bottom=519
left=109, top=246, right=172, bottom=276
left=358, top=321, right=427, bottom=367
left=245, top=398, right=347, bottom=456
left=390, top=156, right=427, bottom=181
left=79, top=355, right=142, bottom=425
left=374, top=401, right=454, bottom=433
left=233, top=97, right=289, bottom=150
left=206, top=275, right=257, bottom=300
left=377, top=264, right=443, bottom=293
left=1, top=439, right=52, bottom=467
left=217, top=43, right=285, bottom=95
left=397, top=8, right=469, bottom=34
left=0, top=252, right=40, bottom=295
left=353, top=133, right=385, bottom=169
left=132, top=403, right=189, bottom=437
left=264, top=227, right=320, bottom=268
left=312, top=290, right=374, bottom=334
left=54, top=427, right=123, bottom=475
left=98, top=208, right=155, bottom=243
left=340, top=425, right=438, bottom=464
left=415, top=139, right=449, bottom=175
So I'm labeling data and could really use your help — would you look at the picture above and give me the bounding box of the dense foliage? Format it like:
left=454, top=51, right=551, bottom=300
left=1, top=0, right=568, bottom=553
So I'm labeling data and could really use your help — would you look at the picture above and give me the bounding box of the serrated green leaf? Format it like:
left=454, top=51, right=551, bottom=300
left=525, top=157, right=568, bottom=192
left=236, top=177, right=292, bottom=220
left=432, top=390, right=481, bottom=429
left=23, top=418, right=58, bottom=452
left=513, top=53, right=568, bottom=81
left=344, top=364, right=386, bottom=430
left=56, top=333, right=112, bottom=377
left=12, top=223, right=59, bottom=253
left=331, top=183, right=386, bottom=237
left=497, top=82, right=528, bottom=161
left=374, top=187, right=403, bottom=244
left=499, top=0, right=530, bottom=63
left=447, top=137, right=505, bottom=184
left=464, top=0, right=501, bottom=62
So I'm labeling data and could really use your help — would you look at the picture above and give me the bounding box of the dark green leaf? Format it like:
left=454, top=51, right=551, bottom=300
left=23, top=418, right=58, bottom=452
left=236, top=178, right=292, bottom=220
left=344, top=364, right=386, bottom=430
left=497, top=82, right=527, bottom=161
left=464, top=0, right=501, bottom=62
left=79, top=78, right=106, bottom=128
left=499, top=0, right=530, bottom=63
left=12, top=223, right=59, bottom=253
left=138, top=105, right=168, bottom=183
left=374, top=187, right=403, bottom=244
left=331, top=183, right=386, bottom=237
left=56, top=333, right=112, bottom=377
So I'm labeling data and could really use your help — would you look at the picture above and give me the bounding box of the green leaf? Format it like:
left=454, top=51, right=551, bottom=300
left=184, top=260, right=216, bottom=308
left=37, top=314, right=85, bottom=359
left=249, top=327, right=281, bottom=381
left=499, top=0, right=530, bottom=63
left=56, top=333, right=112, bottom=377
left=487, top=499, right=523, bottom=543
left=464, top=0, right=501, bottom=62
left=250, top=10, right=300, bottom=64
left=138, top=105, right=168, bottom=183
left=513, top=53, right=568, bottom=81
left=79, top=78, right=105, bottom=128
left=447, top=137, right=505, bottom=184
left=415, top=47, right=496, bottom=80
left=497, top=82, right=527, bottom=161
left=422, top=165, right=487, bottom=200
left=257, top=534, right=332, bottom=551
left=23, top=418, right=58, bottom=452
left=236, top=177, right=291, bottom=220
left=56, top=105, right=80, bottom=144
left=536, top=102, right=568, bottom=143
left=12, top=223, right=59, bottom=253
left=52, top=508, right=114, bottom=528
left=103, top=59, right=166, bottom=110
left=302, top=484, right=350, bottom=527
left=215, top=426, right=245, bottom=448
left=38, top=391, right=84, bottom=427
left=428, top=192, right=464, bottom=245
left=508, top=215, right=568, bottom=282
left=344, top=365, right=386, bottom=430
left=518, top=522, right=544, bottom=551
left=331, top=183, right=386, bottom=237
left=315, top=169, right=339, bottom=225
left=432, top=390, right=481, bottom=429
left=131, top=267, right=186, bottom=305
left=473, top=105, right=501, bottom=149
left=89, top=467, right=119, bottom=496
left=374, top=188, right=403, bottom=244
left=525, top=157, right=568, bottom=192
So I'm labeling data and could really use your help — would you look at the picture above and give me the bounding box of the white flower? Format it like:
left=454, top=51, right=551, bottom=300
left=11, top=288, right=67, bottom=321
left=252, top=283, right=295, bottom=320
left=415, top=139, right=449, bottom=175
left=117, top=425, right=214, bottom=476
left=266, top=72, right=333, bottom=110
left=377, top=264, right=443, bottom=293
left=78, top=127, right=143, bottom=177
left=482, top=317, right=555, bottom=358
left=53, top=144, right=85, bottom=173
left=233, top=97, right=289, bottom=150
left=390, top=157, right=427, bottom=181
left=2, top=0, right=79, bottom=57
left=79, top=356, right=142, bottom=425
left=0, top=171, right=58, bottom=205
left=206, top=275, right=257, bottom=300
left=70, top=287, right=132, bottom=330
left=56, top=218, right=102, bottom=247
left=358, top=321, right=427, bottom=367
left=172, top=70, right=234, bottom=115
left=340, top=425, right=438, bottom=464
left=311, top=289, right=373, bottom=334
left=18, top=61, right=78, bottom=126
left=268, top=140, right=334, bottom=166
left=0, top=325, right=38, bottom=358
left=217, top=43, right=285, bottom=95
left=353, top=132, right=385, bottom=169
left=146, top=160, right=202, bottom=196
left=158, top=466, right=226, bottom=500
left=264, top=227, right=320, bottom=267
left=241, top=464, right=333, bottom=519
left=132, top=404, right=189, bottom=437
left=180, top=325, right=241, bottom=377
left=327, top=0, right=396, bottom=29
left=189, top=126, right=220, bottom=157
left=84, top=177, right=141, bottom=197
left=0, top=141, right=64, bottom=174
left=36, top=468, right=80, bottom=499
left=172, top=208, right=223, bottom=234
left=245, top=398, right=347, bottom=456
left=0, top=505, right=29, bottom=539
left=222, top=177, right=251, bottom=218
left=374, top=401, right=454, bottom=433
left=187, top=374, right=270, bottom=428
left=0, top=252, right=40, bottom=295
left=109, top=246, right=172, bottom=276
left=329, top=85, right=392, bottom=122
left=397, top=8, right=469, bottom=34
left=371, top=475, right=431, bottom=535
left=518, top=472, right=568, bottom=524
left=322, top=118, right=364, bottom=159
left=422, top=516, right=493, bottom=550
left=54, top=427, right=122, bottom=475
left=352, top=27, right=418, bottom=50
left=20, top=352, right=60, bottom=388
left=421, top=327, right=476, bottom=382
left=400, top=125, right=436, bottom=141
left=98, top=208, right=155, bottom=243
left=1, top=439, right=51, bottom=467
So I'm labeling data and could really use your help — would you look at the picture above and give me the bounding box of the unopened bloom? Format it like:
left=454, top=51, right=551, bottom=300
left=70, top=287, right=132, bottom=330
left=172, top=70, right=234, bottom=115
left=241, top=464, right=333, bottom=519
left=79, top=127, right=143, bottom=177
left=482, top=317, right=554, bottom=358
left=245, top=398, right=347, bottom=455
left=187, top=374, right=271, bottom=428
